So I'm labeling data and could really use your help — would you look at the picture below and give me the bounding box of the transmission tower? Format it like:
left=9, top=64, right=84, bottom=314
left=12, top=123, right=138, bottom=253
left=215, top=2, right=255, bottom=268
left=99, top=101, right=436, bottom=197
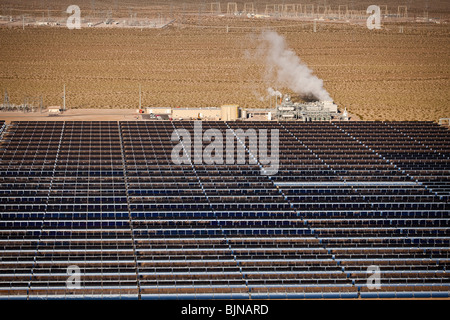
left=210, top=2, right=221, bottom=14
left=227, top=2, right=238, bottom=15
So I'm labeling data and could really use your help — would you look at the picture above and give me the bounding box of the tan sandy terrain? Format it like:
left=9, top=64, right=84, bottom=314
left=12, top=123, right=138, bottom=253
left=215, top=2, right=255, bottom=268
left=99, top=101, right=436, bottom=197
left=0, top=109, right=145, bottom=124
left=0, top=2, right=449, bottom=121
left=1, top=1, right=449, bottom=17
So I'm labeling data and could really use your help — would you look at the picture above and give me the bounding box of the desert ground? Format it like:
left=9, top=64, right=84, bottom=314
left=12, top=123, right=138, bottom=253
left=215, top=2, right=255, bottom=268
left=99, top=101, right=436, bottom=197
left=1, top=1, right=450, bottom=17
left=0, top=1, right=449, bottom=121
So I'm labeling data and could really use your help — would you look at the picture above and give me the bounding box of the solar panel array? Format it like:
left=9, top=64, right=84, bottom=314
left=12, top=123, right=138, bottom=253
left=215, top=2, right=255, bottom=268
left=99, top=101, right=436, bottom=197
left=0, top=120, right=448, bottom=299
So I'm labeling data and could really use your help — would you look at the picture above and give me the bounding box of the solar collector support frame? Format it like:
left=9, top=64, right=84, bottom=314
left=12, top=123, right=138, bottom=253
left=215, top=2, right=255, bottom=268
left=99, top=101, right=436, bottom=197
left=0, top=120, right=449, bottom=299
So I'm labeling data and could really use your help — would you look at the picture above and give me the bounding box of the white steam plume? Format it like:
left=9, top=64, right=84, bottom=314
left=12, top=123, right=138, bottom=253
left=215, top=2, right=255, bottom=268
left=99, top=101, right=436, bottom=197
left=267, top=87, right=282, bottom=97
left=260, top=30, right=332, bottom=101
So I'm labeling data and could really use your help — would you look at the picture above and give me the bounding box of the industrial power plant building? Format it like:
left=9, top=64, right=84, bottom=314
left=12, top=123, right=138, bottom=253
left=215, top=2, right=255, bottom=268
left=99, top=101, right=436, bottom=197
left=276, top=95, right=345, bottom=121
left=145, top=105, right=250, bottom=121
left=143, top=97, right=345, bottom=122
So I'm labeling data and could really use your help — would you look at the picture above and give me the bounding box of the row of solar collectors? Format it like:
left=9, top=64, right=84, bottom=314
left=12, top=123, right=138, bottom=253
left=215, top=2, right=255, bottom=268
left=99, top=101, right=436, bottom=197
left=226, top=121, right=446, bottom=208
left=1, top=122, right=123, bottom=176
left=334, top=122, right=450, bottom=197
left=0, top=121, right=139, bottom=299
left=0, top=122, right=63, bottom=176
left=276, top=122, right=448, bottom=213
left=120, top=121, right=449, bottom=298
left=279, top=122, right=408, bottom=183
left=262, top=121, right=448, bottom=295
left=1, top=121, right=446, bottom=298
left=285, top=122, right=448, bottom=195
left=122, top=122, right=270, bottom=298
left=383, top=122, right=450, bottom=156
left=350, top=122, right=449, bottom=198
left=0, top=121, right=449, bottom=299
left=0, top=121, right=236, bottom=298
left=120, top=121, right=350, bottom=298
left=227, top=121, right=448, bottom=290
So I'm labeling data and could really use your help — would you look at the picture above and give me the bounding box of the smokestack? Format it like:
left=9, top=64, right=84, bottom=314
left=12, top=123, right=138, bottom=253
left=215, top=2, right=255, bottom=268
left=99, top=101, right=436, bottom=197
left=267, top=87, right=283, bottom=108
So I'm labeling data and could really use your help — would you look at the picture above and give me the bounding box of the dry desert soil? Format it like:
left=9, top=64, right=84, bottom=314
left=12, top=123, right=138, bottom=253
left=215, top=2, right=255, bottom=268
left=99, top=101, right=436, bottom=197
left=0, top=1, right=449, bottom=121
